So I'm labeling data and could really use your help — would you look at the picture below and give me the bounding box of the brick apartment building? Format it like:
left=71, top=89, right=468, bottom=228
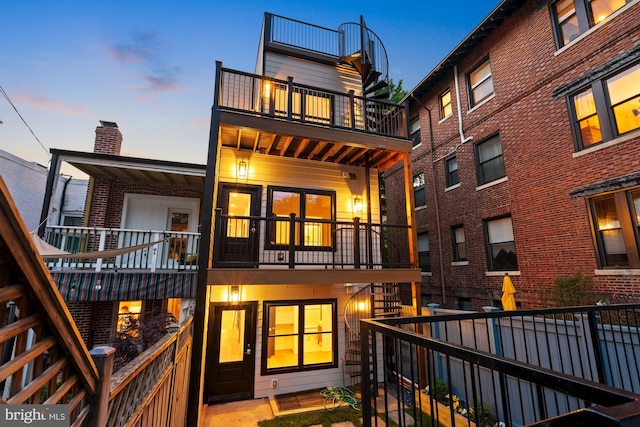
left=384, top=0, right=640, bottom=310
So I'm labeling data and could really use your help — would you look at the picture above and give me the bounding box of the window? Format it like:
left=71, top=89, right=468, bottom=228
left=263, top=300, right=337, bottom=373
left=590, top=189, right=640, bottom=268
left=413, top=173, right=426, bottom=208
left=452, top=226, right=467, bottom=262
left=571, top=63, right=640, bottom=150
left=117, top=300, right=142, bottom=335
left=273, top=85, right=332, bottom=125
left=552, top=0, right=633, bottom=48
left=440, top=90, right=452, bottom=119
left=485, top=216, right=518, bottom=271
left=468, top=59, right=494, bottom=108
left=475, top=134, right=506, bottom=185
left=62, top=215, right=82, bottom=226
left=458, top=297, right=473, bottom=311
left=267, top=187, right=334, bottom=248
left=418, top=232, right=431, bottom=272
left=445, top=156, right=459, bottom=187
left=409, top=116, right=421, bottom=147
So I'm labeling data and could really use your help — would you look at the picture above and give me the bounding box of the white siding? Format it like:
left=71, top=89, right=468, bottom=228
left=218, top=147, right=380, bottom=223
left=264, top=52, right=362, bottom=96
left=209, top=283, right=350, bottom=398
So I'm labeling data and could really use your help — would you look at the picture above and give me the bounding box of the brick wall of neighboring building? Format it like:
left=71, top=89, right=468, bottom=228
left=385, top=0, right=640, bottom=310
left=66, top=301, right=115, bottom=349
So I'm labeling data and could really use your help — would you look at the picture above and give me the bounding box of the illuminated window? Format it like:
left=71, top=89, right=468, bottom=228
left=590, top=189, right=640, bottom=268
left=570, top=62, right=640, bottom=150
left=267, top=187, right=334, bottom=248
left=551, top=0, right=632, bottom=48
left=440, top=90, right=452, bottom=119
left=467, top=59, right=494, bottom=108
left=263, top=300, right=337, bottom=373
left=117, top=300, right=142, bottom=335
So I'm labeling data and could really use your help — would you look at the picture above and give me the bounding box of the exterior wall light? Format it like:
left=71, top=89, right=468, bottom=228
left=229, top=285, right=241, bottom=304
left=264, top=81, right=271, bottom=99
left=238, top=161, right=247, bottom=179
left=353, top=197, right=363, bottom=214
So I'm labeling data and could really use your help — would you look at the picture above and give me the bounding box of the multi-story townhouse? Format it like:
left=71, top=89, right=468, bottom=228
left=39, top=121, right=203, bottom=348
left=187, top=12, right=420, bottom=421
left=385, top=0, right=640, bottom=310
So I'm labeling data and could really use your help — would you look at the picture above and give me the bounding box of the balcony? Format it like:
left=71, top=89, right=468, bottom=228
left=360, top=304, right=640, bottom=426
left=42, top=226, right=200, bottom=272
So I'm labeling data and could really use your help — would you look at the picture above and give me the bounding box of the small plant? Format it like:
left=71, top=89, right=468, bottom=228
left=428, top=378, right=448, bottom=401
left=140, top=312, right=178, bottom=349
left=551, top=271, right=599, bottom=307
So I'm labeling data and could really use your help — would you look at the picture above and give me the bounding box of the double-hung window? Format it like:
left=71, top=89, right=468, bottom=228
left=485, top=216, right=518, bottom=271
left=552, top=0, right=634, bottom=48
left=267, top=187, right=334, bottom=249
left=571, top=62, right=640, bottom=150
left=440, top=90, right=452, bottom=119
left=475, top=134, right=506, bottom=186
left=413, top=173, right=426, bottom=208
left=452, top=226, right=467, bottom=262
left=409, top=116, right=421, bottom=148
left=589, top=189, right=640, bottom=268
left=446, top=156, right=459, bottom=188
left=418, top=232, right=431, bottom=272
left=468, top=59, right=494, bottom=108
left=263, top=300, right=337, bottom=373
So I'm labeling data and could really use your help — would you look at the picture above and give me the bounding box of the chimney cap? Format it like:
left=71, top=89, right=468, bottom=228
left=99, top=120, right=118, bottom=128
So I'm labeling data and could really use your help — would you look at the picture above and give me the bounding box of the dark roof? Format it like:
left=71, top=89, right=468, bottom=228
left=406, top=0, right=526, bottom=101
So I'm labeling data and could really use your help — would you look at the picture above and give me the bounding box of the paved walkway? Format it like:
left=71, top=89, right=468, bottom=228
left=202, top=398, right=274, bottom=426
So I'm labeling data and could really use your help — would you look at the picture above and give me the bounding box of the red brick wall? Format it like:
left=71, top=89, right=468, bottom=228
left=94, top=122, right=122, bottom=155
left=66, top=301, right=116, bottom=348
left=385, top=0, right=640, bottom=310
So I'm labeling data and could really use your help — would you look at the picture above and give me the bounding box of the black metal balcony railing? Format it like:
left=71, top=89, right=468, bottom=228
left=266, top=13, right=340, bottom=57
left=218, top=67, right=408, bottom=139
left=213, top=212, right=411, bottom=269
left=360, top=304, right=640, bottom=426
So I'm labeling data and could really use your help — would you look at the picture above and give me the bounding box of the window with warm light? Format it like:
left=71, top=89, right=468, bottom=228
left=267, top=187, right=334, bottom=249
left=117, top=300, right=142, bottom=335
left=440, top=90, right=452, bottom=119
left=467, top=59, right=494, bottom=108
left=262, top=300, right=337, bottom=374
left=227, top=192, right=251, bottom=238
left=590, top=189, right=640, bottom=268
left=570, top=62, right=640, bottom=150
left=551, top=0, right=633, bottom=48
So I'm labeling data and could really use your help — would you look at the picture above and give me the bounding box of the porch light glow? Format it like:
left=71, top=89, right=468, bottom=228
left=237, top=161, right=247, bottom=178
left=353, top=197, right=363, bottom=214
left=264, top=81, right=271, bottom=99
left=357, top=301, right=367, bottom=312
left=229, top=285, right=241, bottom=303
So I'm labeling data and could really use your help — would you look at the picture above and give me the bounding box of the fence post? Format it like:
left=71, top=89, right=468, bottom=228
left=483, top=306, right=508, bottom=425
left=89, top=346, right=116, bottom=427
left=587, top=309, right=608, bottom=385
left=287, top=77, right=293, bottom=121
left=353, top=217, right=361, bottom=269
left=349, top=90, right=356, bottom=130
left=289, top=213, right=296, bottom=269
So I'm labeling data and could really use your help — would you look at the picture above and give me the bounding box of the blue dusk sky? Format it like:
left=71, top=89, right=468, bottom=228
left=1, top=1, right=498, bottom=174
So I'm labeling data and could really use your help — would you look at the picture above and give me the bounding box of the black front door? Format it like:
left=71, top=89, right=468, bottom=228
left=216, top=184, right=261, bottom=267
left=205, top=302, right=257, bottom=403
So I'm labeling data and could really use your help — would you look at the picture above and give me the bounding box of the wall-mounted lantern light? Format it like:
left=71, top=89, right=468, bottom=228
left=237, top=161, right=247, bottom=179
left=229, top=285, right=241, bottom=304
left=353, top=197, right=363, bottom=214
left=264, top=81, right=271, bottom=99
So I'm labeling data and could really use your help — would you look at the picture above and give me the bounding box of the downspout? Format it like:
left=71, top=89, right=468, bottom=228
left=411, top=94, right=447, bottom=305
left=365, top=154, right=373, bottom=269
left=453, top=65, right=473, bottom=145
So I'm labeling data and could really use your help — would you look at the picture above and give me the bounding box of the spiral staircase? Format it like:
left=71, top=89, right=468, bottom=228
left=343, top=283, right=402, bottom=389
left=339, top=17, right=391, bottom=133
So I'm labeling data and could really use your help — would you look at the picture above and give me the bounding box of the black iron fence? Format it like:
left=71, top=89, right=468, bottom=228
left=361, top=304, right=640, bottom=426
left=218, top=67, right=407, bottom=139
left=213, top=211, right=411, bottom=269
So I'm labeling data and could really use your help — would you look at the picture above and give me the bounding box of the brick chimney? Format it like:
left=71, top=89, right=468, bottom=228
left=94, top=120, right=122, bottom=155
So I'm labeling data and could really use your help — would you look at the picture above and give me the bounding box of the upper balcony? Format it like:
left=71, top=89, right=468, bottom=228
left=215, top=65, right=411, bottom=171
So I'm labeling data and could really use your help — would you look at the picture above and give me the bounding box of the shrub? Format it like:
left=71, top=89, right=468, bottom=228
left=551, top=271, right=599, bottom=307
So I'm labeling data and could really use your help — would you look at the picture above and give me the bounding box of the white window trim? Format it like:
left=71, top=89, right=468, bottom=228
left=554, top=0, right=640, bottom=55
left=451, top=261, right=469, bottom=266
left=572, top=128, right=640, bottom=158
left=476, top=176, right=508, bottom=192
left=467, top=93, right=495, bottom=114
left=445, top=183, right=461, bottom=192
left=421, top=272, right=433, bottom=277
left=415, top=205, right=427, bottom=211
left=594, top=269, right=640, bottom=276
left=412, top=142, right=423, bottom=150
left=485, top=270, right=521, bottom=277
left=438, top=114, right=452, bottom=124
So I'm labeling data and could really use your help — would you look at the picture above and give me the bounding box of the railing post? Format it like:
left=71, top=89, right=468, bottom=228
left=213, top=208, right=223, bottom=267
left=289, top=213, right=296, bottom=269
left=287, top=76, right=294, bottom=121
left=483, top=306, right=508, bottom=424
left=89, top=346, right=116, bottom=427
left=361, top=323, right=372, bottom=427
left=150, top=232, right=160, bottom=273
left=587, top=309, right=608, bottom=385
left=349, top=90, right=356, bottom=130
left=404, top=99, right=410, bottom=138
left=353, top=217, right=361, bottom=269
left=96, top=229, right=106, bottom=272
